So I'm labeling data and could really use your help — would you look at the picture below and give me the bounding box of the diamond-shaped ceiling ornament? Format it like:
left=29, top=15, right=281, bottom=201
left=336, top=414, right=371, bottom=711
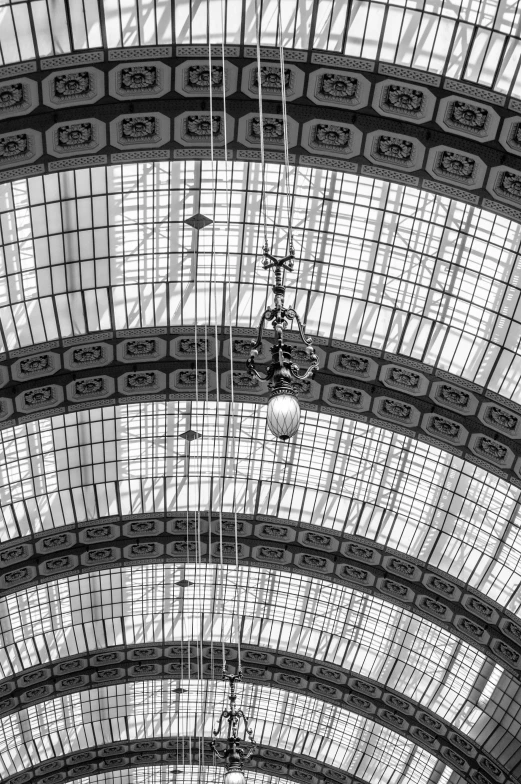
left=179, top=429, right=202, bottom=442
left=185, top=213, right=213, bottom=230
left=176, top=579, right=194, bottom=587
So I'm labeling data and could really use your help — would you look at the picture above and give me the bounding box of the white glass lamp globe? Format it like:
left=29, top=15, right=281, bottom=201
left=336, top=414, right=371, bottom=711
left=224, top=771, right=246, bottom=784
left=267, top=392, right=300, bottom=441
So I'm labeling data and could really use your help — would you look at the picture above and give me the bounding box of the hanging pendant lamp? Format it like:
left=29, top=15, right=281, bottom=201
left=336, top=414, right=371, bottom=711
left=247, top=247, right=319, bottom=441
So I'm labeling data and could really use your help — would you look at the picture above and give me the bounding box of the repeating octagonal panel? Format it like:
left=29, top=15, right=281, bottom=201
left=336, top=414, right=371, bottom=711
left=425, top=146, right=487, bottom=190
left=109, top=61, right=172, bottom=100
left=306, top=67, right=371, bottom=109
left=174, top=59, right=238, bottom=97
left=0, top=78, right=38, bottom=119
left=371, top=79, right=436, bottom=124
left=0, top=129, right=42, bottom=170
left=240, top=61, right=305, bottom=101
left=110, top=113, right=170, bottom=150
left=237, top=113, right=299, bottom=149
left=41, top=68, right=105, bottom=108
left=45, top=118, right=106, bottom=158
left=173, top=111, right=233, bottom=147
left=300, top=120, right=362, bottom=160
left=436, top=96, right=500, bottom=143
left=364, top=131, right=425, bottom=171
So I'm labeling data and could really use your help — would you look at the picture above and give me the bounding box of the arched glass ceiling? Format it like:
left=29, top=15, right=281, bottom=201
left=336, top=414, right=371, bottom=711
left=1, top=401, right=520, bottom=612
left=0, top=680, right=443, bottom=784
left=2, top=0, right=521, bottom=98
left=2, top=162, right=521, bottom=403
left=72, top=765, right=461, bottom=784
left=0, top=563, right=494, bottom=726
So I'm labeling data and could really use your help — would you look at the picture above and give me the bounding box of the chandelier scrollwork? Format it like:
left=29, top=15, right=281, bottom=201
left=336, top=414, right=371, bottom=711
left=246, top=245, right=320, bottom=440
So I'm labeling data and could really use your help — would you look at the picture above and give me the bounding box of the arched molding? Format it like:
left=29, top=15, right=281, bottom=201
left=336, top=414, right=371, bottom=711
left=0, top=48, right=520, bottom=219
left=1, top=515, right=520, bottom=678
left=0, top=330, right=519, bottom=487
left=0, top=642, right=510, bottom=784
left=0, top=740, right=457, bottom=784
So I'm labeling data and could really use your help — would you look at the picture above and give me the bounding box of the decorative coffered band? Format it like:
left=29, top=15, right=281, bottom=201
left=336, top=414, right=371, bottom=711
left=0, top=647, right=510, bottom=784
left=0, top=740, right=463, bottom=784
left=0, top=49, right=521, bottom=218
left=0, top=329, right=520, bottom=488
left=0, top=513, right=520, bottom=681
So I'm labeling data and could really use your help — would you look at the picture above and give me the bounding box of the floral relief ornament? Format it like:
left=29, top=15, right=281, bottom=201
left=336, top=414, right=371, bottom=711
left=450, top=101, right=488, bottom=130
left=314, top=124, right=350, bottom=150
left=378, top=136, right=412, bottom=160
left=54, top=72, right=91, bottom=99
left=438, top=151, right=475, bottom=180
left=121, top=116, right=158, bottom=141
left=0, top=83, right=25, bottom=111
left=321, top=73, right=358, bottom=100
left=186, top=115, right=221, bottom=138
left=385, top=85, right=423, bottom=114
left=252, top=117, right=284, bottom=142
left=188, top=65, right=223, bottom=89
left=0, top=133, right=28, bottom=161
left=499, top=171, right=521, bottom=201
left=254, top=66, right=290, bottom=91
left=121, top=66, right=158, bottom=92
left=58, top=123, right=93, bottom=149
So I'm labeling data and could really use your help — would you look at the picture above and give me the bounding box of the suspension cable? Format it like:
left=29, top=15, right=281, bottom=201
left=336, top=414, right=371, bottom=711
left=220, top=0, right=243, bottom=678
left=255, top=0, right=269, bottom=253
left=277, top=0, right=294, bottom=254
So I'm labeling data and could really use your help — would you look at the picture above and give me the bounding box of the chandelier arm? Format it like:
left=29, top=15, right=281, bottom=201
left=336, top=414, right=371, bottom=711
left=290, top=362, right=319, bottom=381
left=285, top=308, right=314, bottom=347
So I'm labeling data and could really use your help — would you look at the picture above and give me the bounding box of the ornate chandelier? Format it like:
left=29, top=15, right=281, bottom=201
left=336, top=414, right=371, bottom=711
left=212, top=671, right=256, bottom=784
left=247, top=246, right=320, bottom=440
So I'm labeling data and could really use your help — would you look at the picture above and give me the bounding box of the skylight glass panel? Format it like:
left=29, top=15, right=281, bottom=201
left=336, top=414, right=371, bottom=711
left=0, top=401, right=520, bottom=612
left=0, top=680, right=441, bottom=784
left=0, top=562, right=492, bottom=725
left=1, top=163, right=521, bottom=402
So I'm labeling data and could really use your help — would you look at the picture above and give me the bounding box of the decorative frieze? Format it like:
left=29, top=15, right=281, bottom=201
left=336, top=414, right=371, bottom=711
left=109, top=61, right=171, bottom=100
left=307, top=68, right=371, bottom=109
